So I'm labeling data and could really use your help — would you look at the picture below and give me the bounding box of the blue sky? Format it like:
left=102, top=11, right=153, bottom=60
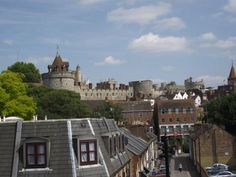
left=1, top=0, right=236, bottom=87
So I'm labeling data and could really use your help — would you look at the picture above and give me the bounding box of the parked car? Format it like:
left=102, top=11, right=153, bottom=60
left=206, top=163, right=229, bottom=175
left=159, top=164, right=166, bottom=173
left=211, top=171, right=236, bottom=177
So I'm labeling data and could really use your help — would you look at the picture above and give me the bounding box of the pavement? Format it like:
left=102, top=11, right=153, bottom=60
left=169, top=153, right=200, bottom=177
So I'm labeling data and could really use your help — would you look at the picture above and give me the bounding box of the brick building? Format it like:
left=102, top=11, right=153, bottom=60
left=189, top=124, right=236, bottom=175
left=155, top=99, right=196, bottom=137
left=118, top=101, right=153, bottom=125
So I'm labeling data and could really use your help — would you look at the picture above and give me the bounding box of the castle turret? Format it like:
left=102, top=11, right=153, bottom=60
left=75, top=65, right=83, bottom=85
left=42, top=54, right=74, bottom=90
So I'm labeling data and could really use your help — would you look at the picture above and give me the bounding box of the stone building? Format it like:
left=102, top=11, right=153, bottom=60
left=129, top=80, right=162, bottom=100
left=42, top=54, right=133, bottom=101
left=184, top=77, right=205, bottom=91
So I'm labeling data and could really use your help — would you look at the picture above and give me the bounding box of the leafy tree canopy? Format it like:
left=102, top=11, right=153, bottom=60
left=93, top=101, right=123, bottom=122
left=8, top=62, right=41, bottom=83
left=28, top=86, right=92, bottom=119
left=0, top=70, right=36, bottom=120
left=204, top=93, right=236, bottom=125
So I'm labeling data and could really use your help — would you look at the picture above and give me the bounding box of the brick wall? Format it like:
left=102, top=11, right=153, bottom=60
left=193, top=125, right=236, bottom=169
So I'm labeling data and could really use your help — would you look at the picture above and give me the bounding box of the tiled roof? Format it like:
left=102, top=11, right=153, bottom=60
left=157, top=99, right=195, bottom=108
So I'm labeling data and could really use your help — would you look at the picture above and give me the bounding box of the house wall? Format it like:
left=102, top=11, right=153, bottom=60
left=191, top=125, right=236, bottom=170
left=122, top=110, right=153, bottom=125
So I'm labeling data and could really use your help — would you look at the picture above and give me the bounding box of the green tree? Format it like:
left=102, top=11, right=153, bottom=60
left=8, top=62, right=41, bottom=83
left=94, top=101, right=123, bottom=122
left=204, top=93, right=236, bottom=125
left=28, top=86, right=92, bottom=119
left=0, top=70, right=36, bottom=120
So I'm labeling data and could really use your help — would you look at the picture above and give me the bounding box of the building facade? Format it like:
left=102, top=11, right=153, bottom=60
left=189, top=124, right=236, bottom=176
left=155, top=99, right=196, bottom=137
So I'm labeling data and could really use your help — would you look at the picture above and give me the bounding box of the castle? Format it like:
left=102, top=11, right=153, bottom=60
left=42, top=54, right=133, bottom=100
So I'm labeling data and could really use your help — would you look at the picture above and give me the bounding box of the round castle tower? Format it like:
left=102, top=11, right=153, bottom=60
left=42, top=54, right=75, bottom=91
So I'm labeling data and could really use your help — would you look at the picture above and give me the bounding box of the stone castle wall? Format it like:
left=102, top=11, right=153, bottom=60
left=42, top=72, right=75, bottom=91
left=75, top=87, right=133, bottom=100
left=42, top=70, right=133, bottom=101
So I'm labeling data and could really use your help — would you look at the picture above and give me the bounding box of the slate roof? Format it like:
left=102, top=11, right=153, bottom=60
left=0, top=122, right=17, bottom=177
left=120, top=128, right=149, bottom=156
left=118, top=101, right=152, bottom=112
left=0, top=118, right=130, bottom=177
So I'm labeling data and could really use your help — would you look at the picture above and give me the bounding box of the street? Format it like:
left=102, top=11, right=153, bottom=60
left=169, top=154, right=200, bottom=177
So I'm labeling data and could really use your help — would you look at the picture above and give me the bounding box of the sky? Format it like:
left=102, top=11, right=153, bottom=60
left=1, top=0, right=236, bottom=88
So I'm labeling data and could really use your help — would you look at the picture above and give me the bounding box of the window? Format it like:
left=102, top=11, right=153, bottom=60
left=161, top=118, right=165, bottom=122
left=26, top=143, right=47, bottom=168
left=110, top=138, right=113, bottom=157
left=113, top=136, right=116, bottom=156
left=80, top=140, right=97, bottom=165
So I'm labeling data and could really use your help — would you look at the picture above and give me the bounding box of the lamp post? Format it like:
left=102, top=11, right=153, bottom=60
left=164, top=128, right=170, bottom=177
left=177, top=120, right=183, bottom=154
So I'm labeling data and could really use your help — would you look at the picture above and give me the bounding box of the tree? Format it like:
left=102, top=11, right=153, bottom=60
left=0, top=70, right=36, bottom=120
left=204, top=93, right=236, bottom=125
left=8, top=62, right=41, bottom=83
left=94, top=101, right=123, bottom=122
left=28, top=86, right=92, bottom=119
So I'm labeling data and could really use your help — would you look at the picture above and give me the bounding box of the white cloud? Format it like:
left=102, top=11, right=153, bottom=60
left=200, top=33, right=236, bottom=49
left=161, top=65, right=175, bottom=72
left=95, top=56, right=125, bottom=66
left=200, top=32, right=217, bottom=41
left=129, top=33, right=189, bottom=53
left=78, top=0, right=107, bottom=5
left=224, top=0, right=236, bottom=14
left=196, top=75, right=225, bottom=87
left=157, top=17, right=186, bottom=30
left=2, top=40, right=13, bottom=45
left=108, top=3, right=171, bottom=25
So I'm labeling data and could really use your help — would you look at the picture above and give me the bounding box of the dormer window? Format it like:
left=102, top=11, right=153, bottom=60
left=79, top=140, right=97, bottom=165
left=25, top=142, right=47, bottom=168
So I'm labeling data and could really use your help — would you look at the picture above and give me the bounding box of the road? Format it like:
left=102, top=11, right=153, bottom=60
left=169, top=153, right=200, bottom=177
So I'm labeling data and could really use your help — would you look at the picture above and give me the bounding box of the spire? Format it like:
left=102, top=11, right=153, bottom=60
left=228, top=64, right=236, bottom=79
left=56, top=45, right=60, bottom=56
